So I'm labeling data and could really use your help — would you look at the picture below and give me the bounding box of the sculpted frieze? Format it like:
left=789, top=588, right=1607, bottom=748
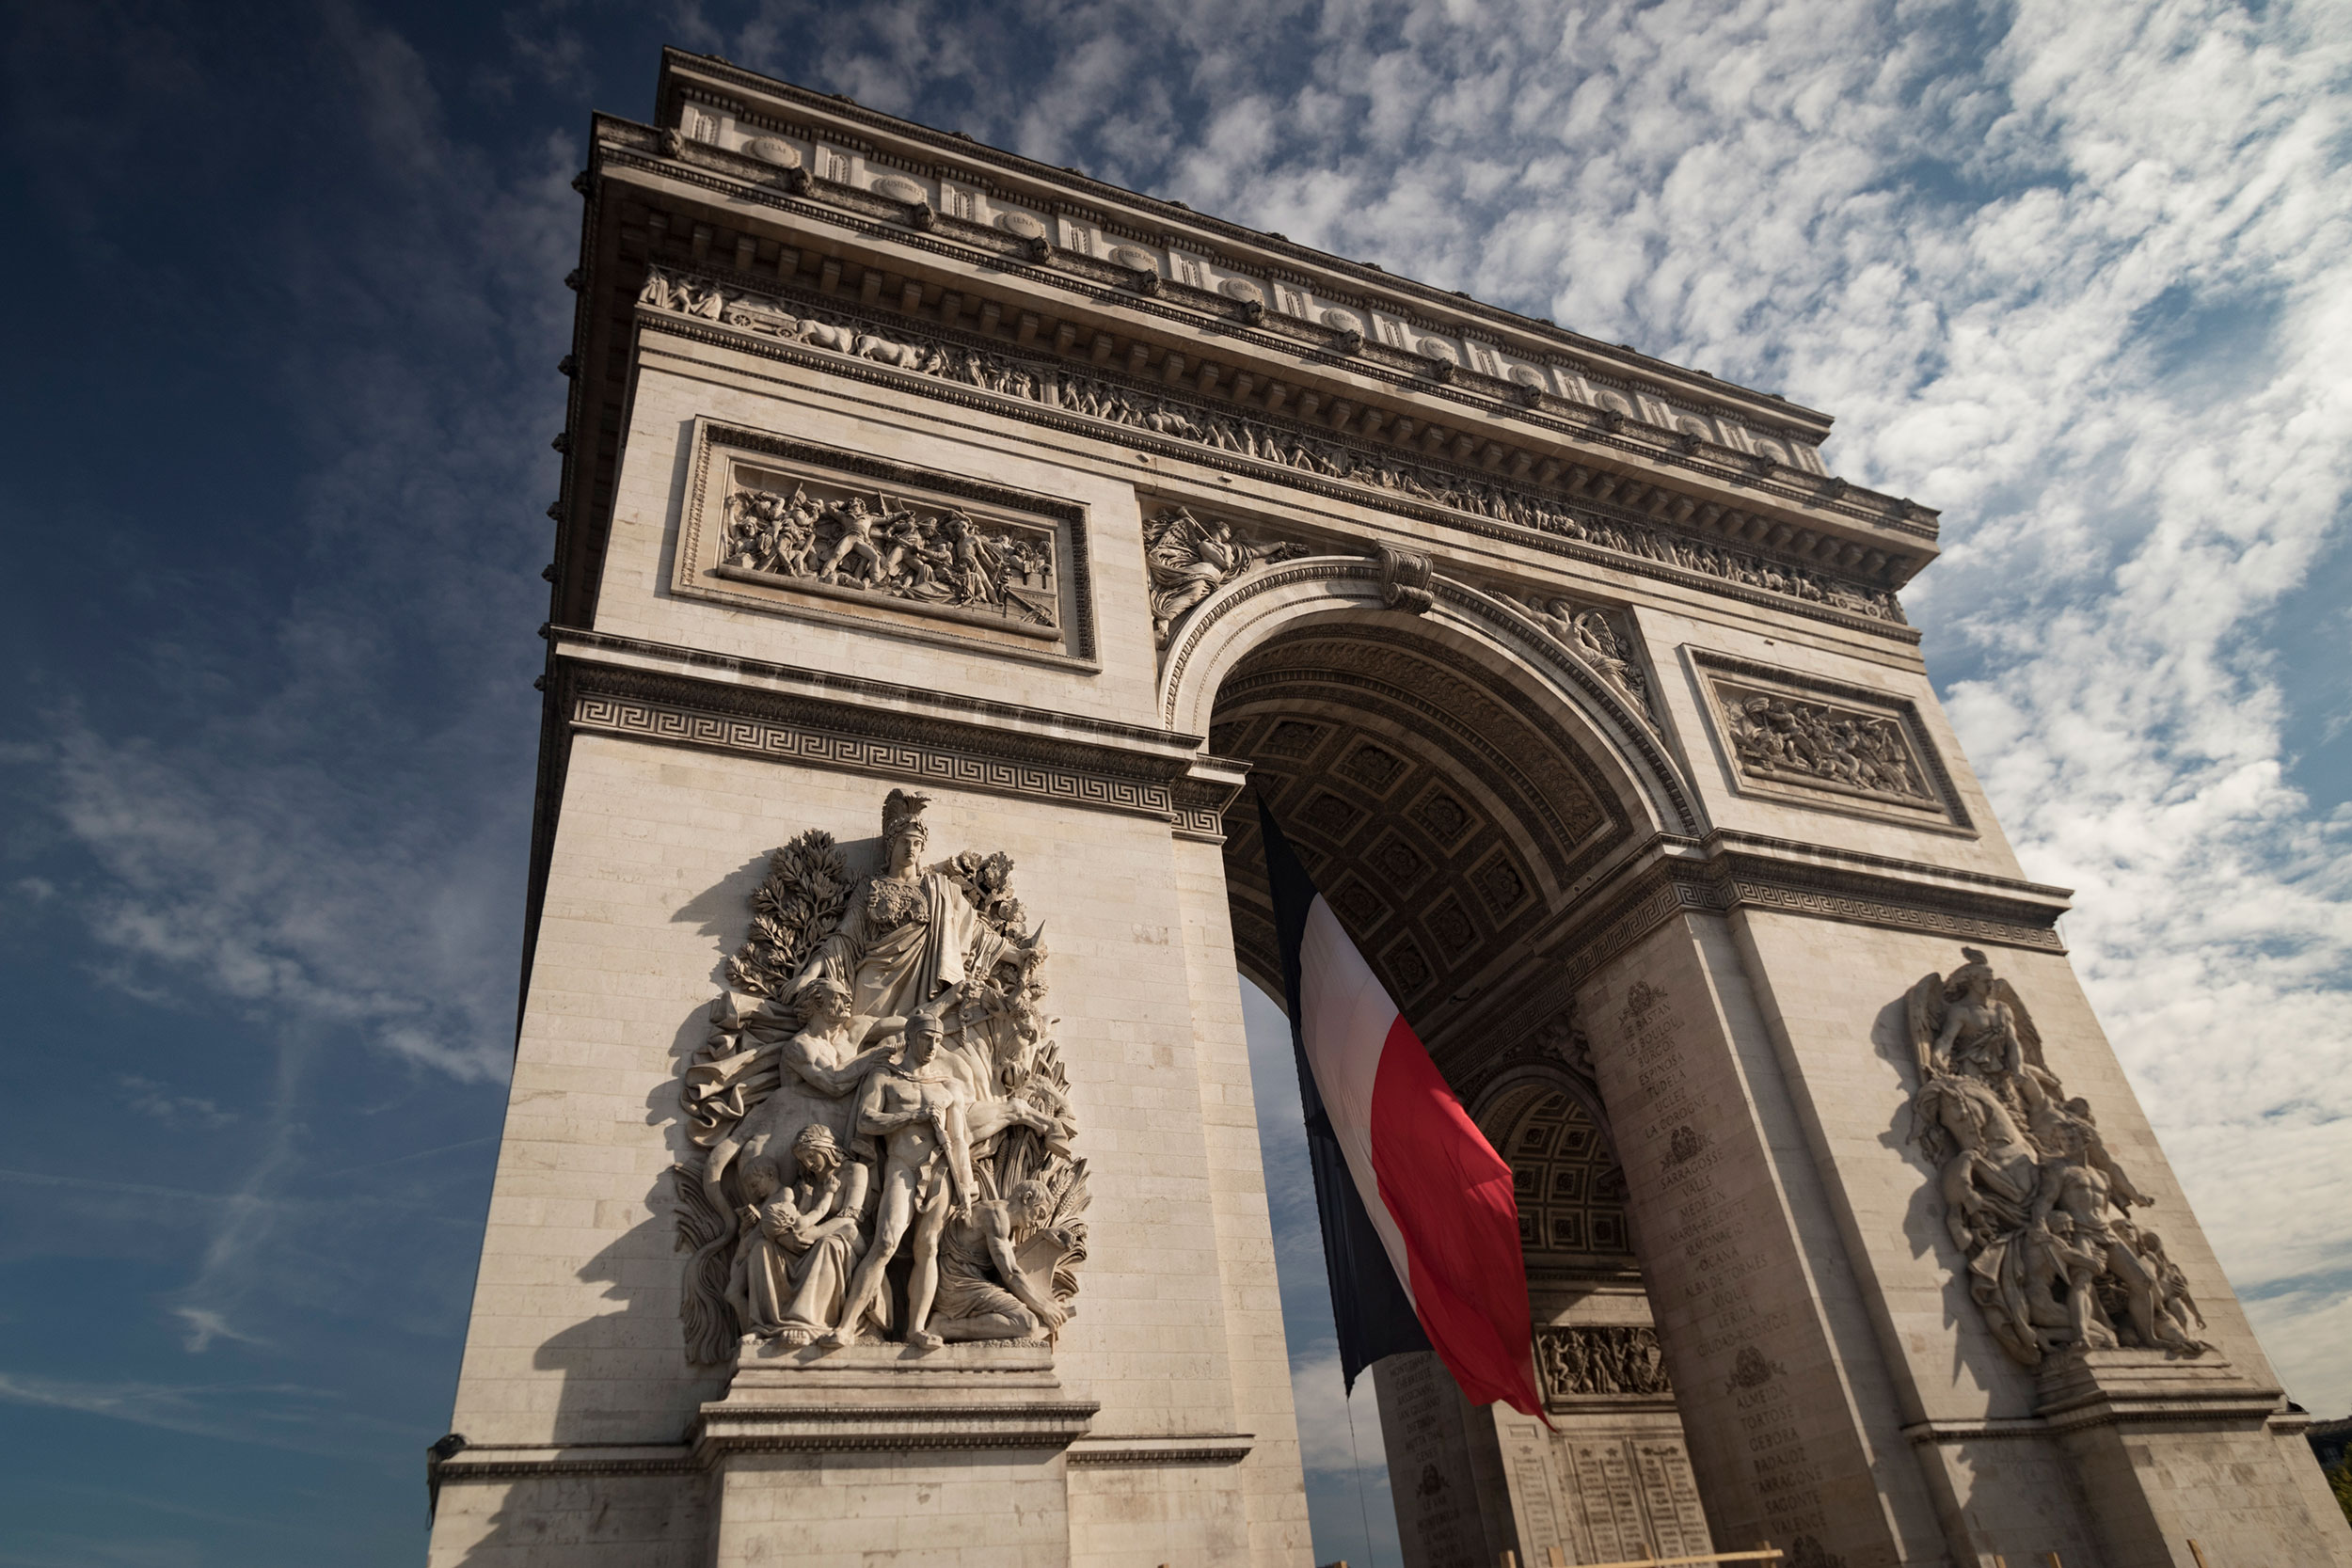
left=720, top=475, right=1060, bottom=632
left=1904, top=948, right=2207, bottom=1368
left=675, top=423, right=1094, bottom=663
left=1718, top=683, right=1927, bottom=803
left=674, top=790, right=1089, bottom=1364
left=635, top=266, right=1907, bottom=628
left=1141, top=505, right=1311, bottom=647
left=1537, top=1325, right=1672, bottom=1399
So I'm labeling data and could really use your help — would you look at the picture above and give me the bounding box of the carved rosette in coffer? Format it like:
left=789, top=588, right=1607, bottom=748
left=1688, top=650, right=1972, bottom=832
left=673, top=420, right=1096, bottom=664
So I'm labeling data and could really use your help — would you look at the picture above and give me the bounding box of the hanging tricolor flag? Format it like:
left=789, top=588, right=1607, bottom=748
left=1259, top=796, right=1547, bottom=1418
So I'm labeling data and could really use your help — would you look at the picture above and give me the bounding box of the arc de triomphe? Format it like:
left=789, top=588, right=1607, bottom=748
left=424, top=50, right=2352, bottom=1568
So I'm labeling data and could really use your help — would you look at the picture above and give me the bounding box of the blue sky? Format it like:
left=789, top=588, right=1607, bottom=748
left=2, top=2, right=2347, bottom=1563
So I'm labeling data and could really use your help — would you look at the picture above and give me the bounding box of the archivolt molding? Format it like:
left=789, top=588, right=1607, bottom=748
left=1163, top=558, right=1699, bottom=839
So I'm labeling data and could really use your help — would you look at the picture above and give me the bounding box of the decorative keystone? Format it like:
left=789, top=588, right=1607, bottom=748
left=1379, top=545, right=1437, bottom=614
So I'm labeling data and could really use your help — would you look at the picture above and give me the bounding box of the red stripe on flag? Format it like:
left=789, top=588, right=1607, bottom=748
left=1366, top=1013, right=1547, bottom=1418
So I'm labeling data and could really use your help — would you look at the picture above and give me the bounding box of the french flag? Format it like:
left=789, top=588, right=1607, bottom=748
left=1260, top=797, right=1546, bottom=1417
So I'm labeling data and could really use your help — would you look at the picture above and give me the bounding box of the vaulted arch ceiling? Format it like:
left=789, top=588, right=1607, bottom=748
left=1216, top=622, right=1636, bottom=1054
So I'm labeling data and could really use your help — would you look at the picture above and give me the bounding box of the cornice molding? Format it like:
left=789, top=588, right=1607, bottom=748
left=552, top=646, right=1212, bottom=831
left=587, top=123, right=1932, bottom=567
left=625, top=265, right=1918, bottom=642
left=694, top=1401, right=1102, bottom=1457
left=1433, top=832, right=2070, bottom=1089
left=646, top=53, right=1882, bottom=456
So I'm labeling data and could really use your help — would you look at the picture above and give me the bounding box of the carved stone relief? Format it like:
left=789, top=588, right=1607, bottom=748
left=635, top=266, right=1908, bottom=627
left=1140, top=504, right=1311, bottom=647
left=1511, top=594, right=1657, bottom=726
left=1902, top=947, right=2207, bottom=1368
left=1719, top=684, right=1924, bottom=801
left=1379, top=545, right=1436, bottom=614
left=719, top=474, right=1060, bottom=632
left=1691, top=652, right=1969, bottom=829
left=673, top=790, right=1089, bottom=1365
left=1537, top=1326, right=1672, bottom=1399
left=673, top=421, right=1094, bottom=663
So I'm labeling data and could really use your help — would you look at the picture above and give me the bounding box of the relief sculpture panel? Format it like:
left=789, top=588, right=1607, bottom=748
left=718, top=477, right=1060, bottom=631
left=672, top=420, right=1094, bottom=662
left=671, top=789, right=1089, bottom=1364
left=1903, top=947, right=2206, bottom=1367
left=1537, top=1325, right=1673, bottom=1401
left=1691, top=651, right=1968, bottom=830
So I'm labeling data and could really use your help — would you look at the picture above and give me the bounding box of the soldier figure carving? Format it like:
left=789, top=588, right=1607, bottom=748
left=1903, top=947, right=2204, bottom=1367
left=670, top=790, right=1088, bottom=1365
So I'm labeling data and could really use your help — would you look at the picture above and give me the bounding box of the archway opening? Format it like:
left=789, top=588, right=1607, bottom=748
left=1206, top=608, right=1717, bottom=1568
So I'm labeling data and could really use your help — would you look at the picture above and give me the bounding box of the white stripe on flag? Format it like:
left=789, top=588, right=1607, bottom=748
left=1295, top=894, right=1418, bottom=1305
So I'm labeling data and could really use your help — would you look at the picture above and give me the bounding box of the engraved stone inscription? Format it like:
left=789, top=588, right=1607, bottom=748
left=1606, top=975, right=1836, bottom=1549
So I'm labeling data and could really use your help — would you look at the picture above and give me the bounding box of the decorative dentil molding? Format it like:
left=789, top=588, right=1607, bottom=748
left=618, top=75, right=1944, bottom=557
left=632, top=267, right=1910, bottom=629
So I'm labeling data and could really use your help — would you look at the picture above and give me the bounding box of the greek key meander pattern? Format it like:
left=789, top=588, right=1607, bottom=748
left=572, top=695, right=1178, bottom=820
left=630, top=263, right=1916, bottom=636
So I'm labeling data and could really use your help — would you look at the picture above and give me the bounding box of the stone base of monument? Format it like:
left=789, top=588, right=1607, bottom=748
left=2034, top=1348, right=2350, bottom=1565
left=694, top=1342, right=1100, bottom=1568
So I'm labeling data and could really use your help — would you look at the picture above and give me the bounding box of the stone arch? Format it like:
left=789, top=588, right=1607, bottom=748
left=1200, top=578, right=1721, bottom=1565
left=1161, top=555, right=1698, bottom=841
left=1473, top=1073, right=1637, bottom=1275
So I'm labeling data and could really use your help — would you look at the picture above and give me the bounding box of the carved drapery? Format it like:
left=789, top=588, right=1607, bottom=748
left=1509, top=594, right=1657, bottom=727
left=672, top=790, right=1089, bottom=1366
left=1903, top=948, right=2207, bottom=1368
left=1139, top=505, right=1311, bottom=647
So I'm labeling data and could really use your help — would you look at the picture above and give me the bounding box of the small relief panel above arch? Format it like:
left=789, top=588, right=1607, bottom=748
left=670, top=420, right=1099, bottom=668
left=1685, top=648, right=1973, bottom=833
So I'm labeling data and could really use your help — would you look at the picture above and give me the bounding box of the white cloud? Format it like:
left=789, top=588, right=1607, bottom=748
left=1290, top=1343, right=1391, bottom=1476
left=117, top=1075, right=235, bottom=1130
